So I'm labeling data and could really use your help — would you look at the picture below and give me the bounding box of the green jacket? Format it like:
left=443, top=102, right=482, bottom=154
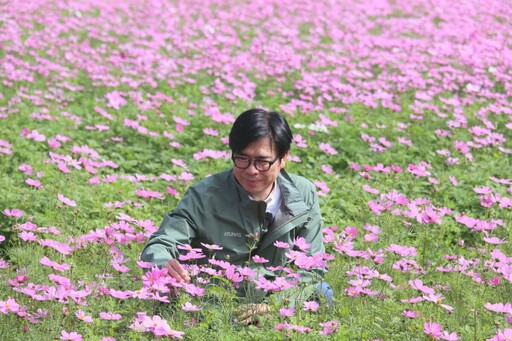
left=141, top=168, right=325, bottom=277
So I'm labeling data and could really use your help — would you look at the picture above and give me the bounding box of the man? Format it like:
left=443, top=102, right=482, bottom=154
left=140, top=108, right=332, bottom=320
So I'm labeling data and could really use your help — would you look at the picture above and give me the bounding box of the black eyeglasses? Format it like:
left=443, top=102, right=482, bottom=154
left=231, top=154, right=280, bottom=172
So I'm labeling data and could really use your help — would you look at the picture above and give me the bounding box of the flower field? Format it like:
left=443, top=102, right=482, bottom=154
left=1, top=0, right=511, bottom=340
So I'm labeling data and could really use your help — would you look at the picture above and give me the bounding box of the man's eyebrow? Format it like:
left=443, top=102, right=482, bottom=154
left=235, top=153, right=273, bottom=160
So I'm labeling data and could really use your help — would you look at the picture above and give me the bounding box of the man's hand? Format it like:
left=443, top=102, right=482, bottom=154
left=234, top=303, right=271, bottom=326
left=164, top=259, right=190, bottom=283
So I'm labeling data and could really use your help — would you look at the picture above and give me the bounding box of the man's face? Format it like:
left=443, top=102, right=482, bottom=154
left=232, top=138, right=287, bottom=201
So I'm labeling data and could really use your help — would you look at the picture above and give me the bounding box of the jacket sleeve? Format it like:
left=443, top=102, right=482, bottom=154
left=298, top=183, right=325, bottom=257
left=139, top=188, right=200, bottom=267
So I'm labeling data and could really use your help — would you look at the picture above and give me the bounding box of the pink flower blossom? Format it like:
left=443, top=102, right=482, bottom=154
left=402, top=310, right=421, bottom=318
left=487, top=329, right=512, bottom=341
left=319, top=143, right=338, bottom=155
left=294, top=237, right=311, bottom=251
left=279, top=307, right=295, bottom=317
left=26, top=178, right=43, bottom=189
left=274, top=241, right=290, bottom=249
left=0, top=297, right=20, bottom=314
left=409, top=279, right=435, bottom=294
left=252, top=255, right=269, bottom=263
left=440, top=331, right=460, bottom=341
left=75, top=310, right=93, bottom=323
left=99, top=312, right=122, bottom=320
left=60, top=330, right=82, bottom=341
left=181, top=302, right=201, bottom=312
left=303, top=301, right=319, bottom=312
left=135, top=189, right=164, bottom=200
left=3, top=208, right=24, bottom=217
left=200, top=242, right=223, bottom=251
left=57, top=194, right=77, bottom=207
left=424, top=321, right=443, bottom=339
left=319, top=320, right=339, bottom=336
left=483, top=237, right=507, bottom=245
left=485, top=302, right=512, bottom=314
left=203, top=128, right=218, bottom=136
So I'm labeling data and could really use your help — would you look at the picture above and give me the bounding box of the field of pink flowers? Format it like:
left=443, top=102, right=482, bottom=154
left=1, top=0, right=511, bottom=340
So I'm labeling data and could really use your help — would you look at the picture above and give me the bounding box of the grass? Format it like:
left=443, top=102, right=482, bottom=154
left=1, top=0, right=512, bottom=340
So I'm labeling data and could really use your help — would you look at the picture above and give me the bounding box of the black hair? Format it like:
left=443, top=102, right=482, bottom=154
left=229, top=108, right=292, bottom=158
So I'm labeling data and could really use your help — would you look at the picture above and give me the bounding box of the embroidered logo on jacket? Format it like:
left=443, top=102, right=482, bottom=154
left=223, top=232, right=242, bottom=238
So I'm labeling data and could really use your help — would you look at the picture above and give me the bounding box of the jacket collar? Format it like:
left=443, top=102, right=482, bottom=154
left=228, top=168, right=309, bottom=217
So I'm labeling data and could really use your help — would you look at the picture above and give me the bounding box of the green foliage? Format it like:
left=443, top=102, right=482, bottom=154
left=1, top=2, right=512, bottom=341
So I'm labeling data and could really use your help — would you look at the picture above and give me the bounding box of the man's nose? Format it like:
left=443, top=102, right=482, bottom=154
left=245, top=162, right=259, bottom=174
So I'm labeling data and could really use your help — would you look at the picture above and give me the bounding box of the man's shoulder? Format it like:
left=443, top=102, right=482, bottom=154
left=282, top=172, right=316, bottom=197
left=281, top=171, right=315, bottom=192
left=189, top=169, right=233, bottom=192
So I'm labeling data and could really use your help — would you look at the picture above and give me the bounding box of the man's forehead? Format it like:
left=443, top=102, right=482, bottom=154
left=237, top=138, right=276, bottom=156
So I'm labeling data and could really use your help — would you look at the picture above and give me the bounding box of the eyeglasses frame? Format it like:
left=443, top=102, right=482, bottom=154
left=231, top=154, right=281, bottom=172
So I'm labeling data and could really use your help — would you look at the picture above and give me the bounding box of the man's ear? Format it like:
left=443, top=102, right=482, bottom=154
left=280, top=152, right=289, bottom=169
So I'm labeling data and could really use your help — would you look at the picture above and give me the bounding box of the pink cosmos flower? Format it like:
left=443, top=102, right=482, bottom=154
left=279, top=307, right=295, bottom=317
left=75, top=310, right=93, bottom=323
left=409, top=279, right=435, bottom=294
left=319, top=143, right=337, bottom=155
left=135, top=189, right=164, bottom=200
left=57, top=194, right=77, bottom=207
left=294, top=237, right=311, bottom=251
left=274, top=241, right=290, bottom=249
left=363, top=184, right=380, bottom=194
left=401, top=296, right=424, bottom=303
left=39, top=239, right=74, bottom=254
left=171, top=158, right=188, bottom=169
left=60, top=330, right=82, bottom=341
left=179, top=172, right=194, bottom=181
left=26, top=178, right=43, bottom=189
left=18, top=164, right=33, bottom=175
left=417, top=206, right=442, bottom=224
left=440, top=331, right=460, bottom=341
left=368, top=200, right=386, bottom=215
left=203, top=127, right=218, bottom=136
left=184, top=283, right=205, bottom=296
left=19, top=231, right=37, bottom=241
left=386, top=244, right=417, bottom=257
left=407, top=163, right=431, bottom=177
left=3, top=209, right=24, bottom=217
left=252, top=255, right=269, bottom=264
left=483, top=237, right=507, bottom=245
left=179, top=250, right=206, bottom=261
left=303, top=301, right=319, bottom=312
left=200, top=242, right=223, bottom=251
left=40, top=256, right=70, bottom=272
left=484, top=302, right=512, bottom=314
left=449, top=176, right=459, bottom=186
left=314, top=181, right=330, bottom=196
left=181, top=302, right=201, bottom=312
left=402, top=310, right=421, bottom=318
left=0, top=297, right=20, bottom=314
left=319, top=320, right=339, bottom=336
left=99, top=312, right=122, bottom=320
left=321, top=164, right=334, bottom=174
left=106, top=91, right=127, bottom=109
left=424, top=321, right=443, bottom=339
left=364, top=233, right=379, bottom=242
left=224, top=266, right=243, bottom=287
left=487, top=329, right=512, bottom=341
left=167, top=187, right=179, bottom=196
